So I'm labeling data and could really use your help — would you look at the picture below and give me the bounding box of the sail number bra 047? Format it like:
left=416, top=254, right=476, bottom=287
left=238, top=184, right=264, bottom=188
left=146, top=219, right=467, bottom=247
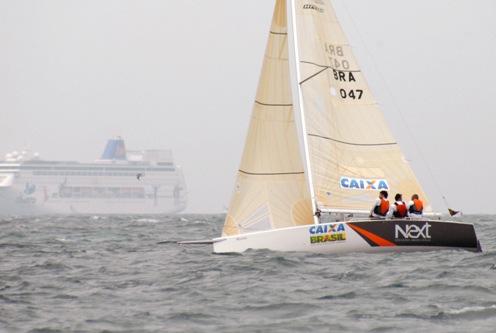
left=325, top=44, right=366, bottom=101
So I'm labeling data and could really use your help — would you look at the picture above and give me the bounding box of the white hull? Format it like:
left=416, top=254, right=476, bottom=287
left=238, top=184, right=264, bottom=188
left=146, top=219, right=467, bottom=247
left=213, top=219, right=480, bottom=254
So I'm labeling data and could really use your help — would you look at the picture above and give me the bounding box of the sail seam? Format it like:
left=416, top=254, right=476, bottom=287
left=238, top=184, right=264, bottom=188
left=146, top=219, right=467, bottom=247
left=308, top=133, right=397, bottom=146
left=239, top=170, right=304, bottom=176
left=270, top=31, right=288, bottom=35
left=255, top=101, right=293, bottom=107
left=301, top=60, right=328, bottom=68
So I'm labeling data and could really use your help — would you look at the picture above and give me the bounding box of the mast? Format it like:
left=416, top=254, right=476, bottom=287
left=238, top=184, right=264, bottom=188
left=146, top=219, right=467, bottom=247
left=286, top=0, right=319, bottom=225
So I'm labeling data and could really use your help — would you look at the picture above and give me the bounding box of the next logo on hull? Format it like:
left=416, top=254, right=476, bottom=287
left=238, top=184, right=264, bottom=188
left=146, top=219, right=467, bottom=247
left=340, top=177, right=389, bottom=191
left=395, top=223, right=431, bottom=240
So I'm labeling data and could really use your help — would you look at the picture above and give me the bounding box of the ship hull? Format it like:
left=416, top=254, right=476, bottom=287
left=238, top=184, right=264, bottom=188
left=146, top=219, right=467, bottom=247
left=213, top=219, right=481, bottom=254
left=0, top=195, right=186, bottom=216
left=0, top=187, right=186, bottom=215
left=0, top=166, right=187, bottom=216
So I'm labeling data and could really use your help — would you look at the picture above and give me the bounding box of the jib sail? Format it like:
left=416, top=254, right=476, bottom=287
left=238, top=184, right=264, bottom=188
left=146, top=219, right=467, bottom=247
left=222, top=0, right=313, bottom=236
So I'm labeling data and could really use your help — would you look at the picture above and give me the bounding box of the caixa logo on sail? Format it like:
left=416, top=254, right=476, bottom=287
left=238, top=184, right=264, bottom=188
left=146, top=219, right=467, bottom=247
left=340, top=177, right=389, bottom=191
left=395, top=223, right=431, bottom=240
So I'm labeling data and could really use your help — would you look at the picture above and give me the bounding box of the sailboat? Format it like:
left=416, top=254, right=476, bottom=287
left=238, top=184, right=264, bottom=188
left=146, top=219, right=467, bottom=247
left=193, top=0, right=481, bottom=253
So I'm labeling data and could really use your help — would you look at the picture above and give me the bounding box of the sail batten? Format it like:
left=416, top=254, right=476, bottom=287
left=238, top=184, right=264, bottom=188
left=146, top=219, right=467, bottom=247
left=307, top=133, right=397, bottom=146
left=254, top=101, right=293, bottom=107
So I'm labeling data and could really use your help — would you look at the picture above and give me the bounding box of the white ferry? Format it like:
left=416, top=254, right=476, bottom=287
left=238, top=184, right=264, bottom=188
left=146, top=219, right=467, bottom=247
left=0, top=138, right=187, bottom=215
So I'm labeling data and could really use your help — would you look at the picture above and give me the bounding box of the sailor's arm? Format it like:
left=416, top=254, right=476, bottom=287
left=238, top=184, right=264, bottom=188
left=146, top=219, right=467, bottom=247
left=407, top=200, right=414, bottom=210
left=370, top=199, right=380, bottom=217
left=386, top=204, right=396, bottom=219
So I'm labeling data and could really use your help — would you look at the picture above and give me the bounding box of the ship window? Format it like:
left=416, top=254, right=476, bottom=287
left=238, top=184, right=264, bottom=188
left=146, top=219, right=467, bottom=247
left=57, top=186, right=145, bottom=199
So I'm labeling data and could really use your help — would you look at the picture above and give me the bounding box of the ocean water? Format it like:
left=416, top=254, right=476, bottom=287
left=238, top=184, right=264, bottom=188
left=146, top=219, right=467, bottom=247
left=1, top=215, right=495, bottom=333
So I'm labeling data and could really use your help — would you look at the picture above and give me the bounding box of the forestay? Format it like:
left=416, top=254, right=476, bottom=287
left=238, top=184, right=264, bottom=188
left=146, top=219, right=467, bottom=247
left=292, top=0, right=431, bottom=213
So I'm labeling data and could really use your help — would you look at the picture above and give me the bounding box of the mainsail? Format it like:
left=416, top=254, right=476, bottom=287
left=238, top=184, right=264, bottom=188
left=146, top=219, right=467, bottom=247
left=222, top=0, right=313, bottom=236
left=223, top=0, right=432, bottom=236
left=291, top=0, right=431, bottom=213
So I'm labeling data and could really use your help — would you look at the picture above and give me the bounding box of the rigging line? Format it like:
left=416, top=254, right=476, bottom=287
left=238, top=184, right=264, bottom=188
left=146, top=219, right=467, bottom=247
left=300, top=60, right=361, bottom=73
left=239, top=170, right=304, bottom=176
left=308, top=133, right=397, bottom=146
left=300, top=67, right=329, bottom=85
left=339, top=0, right=451, bottom=211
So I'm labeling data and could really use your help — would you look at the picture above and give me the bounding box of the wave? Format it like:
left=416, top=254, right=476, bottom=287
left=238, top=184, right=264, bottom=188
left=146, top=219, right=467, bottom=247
left=134, top=218, right=160, bottom=223
left=434, top=304, right=496, bottom=320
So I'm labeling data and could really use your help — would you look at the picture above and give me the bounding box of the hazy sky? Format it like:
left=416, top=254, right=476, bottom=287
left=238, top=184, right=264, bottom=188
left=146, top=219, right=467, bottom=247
left=1, top=0, right=495, bottom=214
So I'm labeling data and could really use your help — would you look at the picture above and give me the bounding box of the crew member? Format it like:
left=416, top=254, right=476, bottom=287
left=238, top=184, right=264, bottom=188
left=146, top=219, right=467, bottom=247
left=370, top=190, right=389, bottom=219
left=408, top=194, right=424, bottom=218
left=389, top=193, right=408, bottom=218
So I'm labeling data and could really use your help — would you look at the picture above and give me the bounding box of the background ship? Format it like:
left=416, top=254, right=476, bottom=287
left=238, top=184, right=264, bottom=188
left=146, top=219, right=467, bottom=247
left=0, top=138, right=187, bottom=215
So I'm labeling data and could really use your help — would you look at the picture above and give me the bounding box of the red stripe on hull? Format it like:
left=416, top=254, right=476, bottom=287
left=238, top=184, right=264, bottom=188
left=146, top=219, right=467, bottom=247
left=349, top=223, right=396, bottom=247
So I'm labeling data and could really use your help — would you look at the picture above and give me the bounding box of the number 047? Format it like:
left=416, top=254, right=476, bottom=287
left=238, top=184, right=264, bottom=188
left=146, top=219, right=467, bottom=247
left=339, top=89, right=363, bottom=100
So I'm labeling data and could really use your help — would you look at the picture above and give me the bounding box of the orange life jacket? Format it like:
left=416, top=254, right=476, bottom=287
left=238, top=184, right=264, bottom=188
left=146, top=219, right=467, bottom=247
left=374, top=198, right=390, bottom=216
left=393, top=201, right=408, bottom=218
left=409, top=199, right=424, bottom=214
